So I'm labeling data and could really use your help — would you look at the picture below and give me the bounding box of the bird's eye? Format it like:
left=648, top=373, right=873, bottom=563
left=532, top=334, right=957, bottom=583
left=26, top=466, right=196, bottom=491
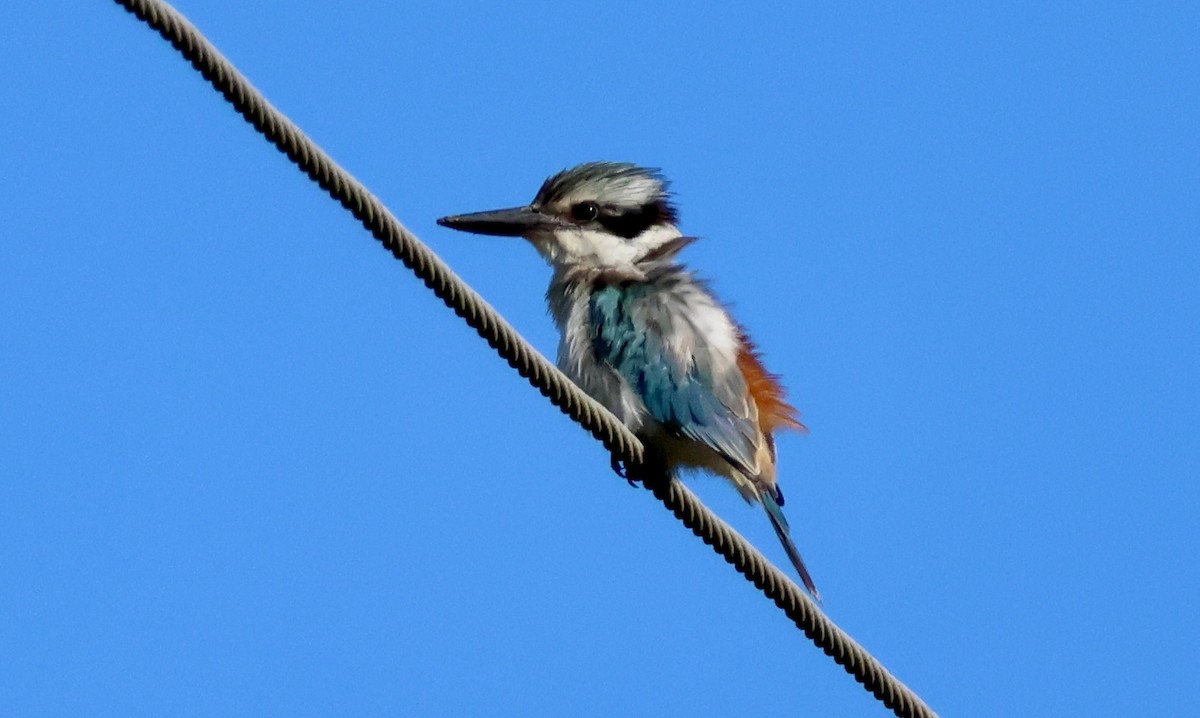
left=570, top=201, right=599, bottom=223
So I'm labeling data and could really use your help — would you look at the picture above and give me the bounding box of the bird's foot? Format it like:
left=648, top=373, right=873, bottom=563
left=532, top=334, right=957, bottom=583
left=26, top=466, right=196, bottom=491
left=610, top=456, right=640, bottom=488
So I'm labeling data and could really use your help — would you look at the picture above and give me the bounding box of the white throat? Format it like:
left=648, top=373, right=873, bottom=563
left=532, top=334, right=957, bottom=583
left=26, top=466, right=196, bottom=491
left=529, top=223, right=683, bottom=274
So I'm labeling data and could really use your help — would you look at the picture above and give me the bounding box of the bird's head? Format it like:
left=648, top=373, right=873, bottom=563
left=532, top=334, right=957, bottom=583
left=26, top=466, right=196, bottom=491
left=438, top=162, right=688, bottom=275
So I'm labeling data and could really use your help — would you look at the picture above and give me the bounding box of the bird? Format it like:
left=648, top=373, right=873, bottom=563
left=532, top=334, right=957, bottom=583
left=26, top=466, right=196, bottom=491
left=437, top=162, right=819, bottom=600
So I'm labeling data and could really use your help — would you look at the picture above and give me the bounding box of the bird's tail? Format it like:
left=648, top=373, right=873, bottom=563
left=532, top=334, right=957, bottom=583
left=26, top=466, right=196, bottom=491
left=761, top=493, right=821, bottom=603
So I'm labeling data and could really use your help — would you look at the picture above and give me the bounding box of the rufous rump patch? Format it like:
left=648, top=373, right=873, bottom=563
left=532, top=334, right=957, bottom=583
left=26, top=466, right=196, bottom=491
left=736, top=331, right=805, bottom=435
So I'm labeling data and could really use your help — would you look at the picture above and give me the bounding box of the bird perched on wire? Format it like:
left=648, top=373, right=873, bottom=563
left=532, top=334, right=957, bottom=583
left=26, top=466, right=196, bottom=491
left=438, top=162, right=819, bottom=600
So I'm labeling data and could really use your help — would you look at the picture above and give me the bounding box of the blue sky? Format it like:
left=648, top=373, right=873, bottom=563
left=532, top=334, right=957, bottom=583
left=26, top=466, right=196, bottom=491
left=2, top=1, right=1197, bottom=716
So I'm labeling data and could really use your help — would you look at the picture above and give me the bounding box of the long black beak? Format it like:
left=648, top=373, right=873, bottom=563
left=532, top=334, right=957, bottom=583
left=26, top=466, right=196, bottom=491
left=436, top=205, right=555, bottom=237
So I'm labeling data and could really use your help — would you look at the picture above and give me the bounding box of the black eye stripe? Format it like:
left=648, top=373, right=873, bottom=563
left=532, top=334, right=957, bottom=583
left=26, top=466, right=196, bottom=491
left=597, top=203, right=662, bottom=239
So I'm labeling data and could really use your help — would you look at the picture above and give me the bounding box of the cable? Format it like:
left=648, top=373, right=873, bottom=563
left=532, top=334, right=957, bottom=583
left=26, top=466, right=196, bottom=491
left=108, top=2, right=938, bottom=716
left=640, top=467, right=935, bottom=718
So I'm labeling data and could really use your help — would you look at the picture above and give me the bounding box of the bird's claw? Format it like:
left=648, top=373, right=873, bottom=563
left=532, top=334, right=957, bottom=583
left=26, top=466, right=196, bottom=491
left=610, top=456, right=639, bottom=487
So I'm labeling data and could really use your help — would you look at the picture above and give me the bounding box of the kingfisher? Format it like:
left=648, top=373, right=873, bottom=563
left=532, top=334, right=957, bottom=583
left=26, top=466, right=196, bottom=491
left=437, top=162, right=819, bottom=600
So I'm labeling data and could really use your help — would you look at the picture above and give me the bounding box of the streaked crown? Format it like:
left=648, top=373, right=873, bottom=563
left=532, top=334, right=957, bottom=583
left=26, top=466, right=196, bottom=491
left=533, top=162, right=678, bottom=239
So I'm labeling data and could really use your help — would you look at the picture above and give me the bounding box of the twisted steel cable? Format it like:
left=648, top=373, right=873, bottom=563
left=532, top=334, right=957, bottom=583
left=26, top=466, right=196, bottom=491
left=108, top=2, right=937, bottom=716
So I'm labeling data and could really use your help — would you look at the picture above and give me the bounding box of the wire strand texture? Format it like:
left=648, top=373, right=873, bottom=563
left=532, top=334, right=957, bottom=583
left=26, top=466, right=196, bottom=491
left=109, top=2, right=937, bottom=716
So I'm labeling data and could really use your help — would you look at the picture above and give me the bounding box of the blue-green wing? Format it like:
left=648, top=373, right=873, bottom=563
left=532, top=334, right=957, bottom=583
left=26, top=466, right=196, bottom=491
left=589, top=283, right=759, bottom=475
